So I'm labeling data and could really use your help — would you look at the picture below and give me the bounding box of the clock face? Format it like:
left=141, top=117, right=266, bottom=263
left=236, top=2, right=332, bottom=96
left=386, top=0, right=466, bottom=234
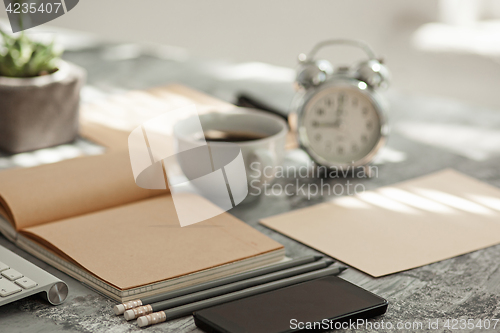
left=301, top=86, right=382, bottom=165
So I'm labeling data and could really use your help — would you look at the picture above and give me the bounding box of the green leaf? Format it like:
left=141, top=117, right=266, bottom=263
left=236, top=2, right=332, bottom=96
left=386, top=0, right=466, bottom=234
left=0, top=28, right=64, bottom=77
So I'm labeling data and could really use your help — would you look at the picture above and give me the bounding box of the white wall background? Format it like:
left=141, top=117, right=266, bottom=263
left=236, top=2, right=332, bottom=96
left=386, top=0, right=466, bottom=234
left=1, top=0, right=438, bottom=66
left=3, top=0, right=500, bottom=109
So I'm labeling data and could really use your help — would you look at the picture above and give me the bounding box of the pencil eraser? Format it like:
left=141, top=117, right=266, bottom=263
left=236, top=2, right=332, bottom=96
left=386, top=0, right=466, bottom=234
left=137, top=316, right=149, bottom=327
left=124, top=310, right=135, bottom=321
left=114, top=304, right=125, bottom=315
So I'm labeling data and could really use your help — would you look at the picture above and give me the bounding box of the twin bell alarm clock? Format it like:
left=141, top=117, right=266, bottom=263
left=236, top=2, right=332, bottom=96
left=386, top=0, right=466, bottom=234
left=290, top=39, right=390, bottom=171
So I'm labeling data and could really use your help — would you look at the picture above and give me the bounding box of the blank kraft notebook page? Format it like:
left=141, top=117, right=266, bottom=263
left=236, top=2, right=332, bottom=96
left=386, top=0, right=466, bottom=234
left=260, top=169, right=500, bottom=277
left=23, top=195, right=283, bottom=290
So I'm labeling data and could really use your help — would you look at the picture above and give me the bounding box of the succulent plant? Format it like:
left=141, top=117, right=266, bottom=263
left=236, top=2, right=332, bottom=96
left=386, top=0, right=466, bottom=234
left=0, top=29, right=63, bottom=78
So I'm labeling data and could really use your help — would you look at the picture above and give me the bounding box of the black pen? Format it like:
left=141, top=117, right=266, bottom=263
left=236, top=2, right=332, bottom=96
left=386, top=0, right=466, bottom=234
left=114, top=254, right=323, bottom=315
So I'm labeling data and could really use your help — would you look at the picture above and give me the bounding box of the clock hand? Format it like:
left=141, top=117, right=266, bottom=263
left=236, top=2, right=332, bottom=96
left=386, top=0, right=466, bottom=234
left=314, top=121, right=341, bottom=128
left=334, top=94, right=344, bottom=121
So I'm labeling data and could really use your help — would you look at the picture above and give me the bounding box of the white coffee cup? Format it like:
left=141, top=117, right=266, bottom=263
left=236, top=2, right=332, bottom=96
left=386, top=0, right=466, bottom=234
left=173, top=108, right=288, bottom=201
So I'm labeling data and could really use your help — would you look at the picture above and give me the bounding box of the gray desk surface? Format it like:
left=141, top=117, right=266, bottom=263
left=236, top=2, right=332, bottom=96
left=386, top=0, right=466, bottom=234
left=1, top=44, right=500, bottom=333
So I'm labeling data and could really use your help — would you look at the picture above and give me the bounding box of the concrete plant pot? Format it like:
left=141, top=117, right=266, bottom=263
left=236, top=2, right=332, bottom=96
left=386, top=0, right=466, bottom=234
left=0, top=61, right=86, bottom=153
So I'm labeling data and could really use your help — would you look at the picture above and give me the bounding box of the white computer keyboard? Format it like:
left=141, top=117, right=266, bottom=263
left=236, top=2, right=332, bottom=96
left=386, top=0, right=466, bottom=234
left=0, top=244, right=68, bottom=306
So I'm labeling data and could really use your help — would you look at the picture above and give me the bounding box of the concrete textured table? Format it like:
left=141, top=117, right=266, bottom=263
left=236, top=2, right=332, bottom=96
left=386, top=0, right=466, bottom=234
left=1, top=43, right=500, bottom=333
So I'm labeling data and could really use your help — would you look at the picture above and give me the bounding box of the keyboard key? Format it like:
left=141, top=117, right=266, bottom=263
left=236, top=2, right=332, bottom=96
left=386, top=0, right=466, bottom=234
left=0, top=278, right=22, bottom=297
left=15, top=277, right=37, bottom=289
left=0, top=262, right=8, bottom=272
left=1, top=269, right=23, bottom=281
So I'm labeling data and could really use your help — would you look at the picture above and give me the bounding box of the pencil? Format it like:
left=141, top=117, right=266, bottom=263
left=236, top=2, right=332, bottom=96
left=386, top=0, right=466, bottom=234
left=124, top=259, right=334, bottom=320
left=114, top=254, right=323, bottom=315
left=137, top=265, right=347, bottom=327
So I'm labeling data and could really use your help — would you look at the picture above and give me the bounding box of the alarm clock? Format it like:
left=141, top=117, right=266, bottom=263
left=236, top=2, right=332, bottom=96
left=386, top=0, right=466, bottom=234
left=290, top=39, right=390, bottom=170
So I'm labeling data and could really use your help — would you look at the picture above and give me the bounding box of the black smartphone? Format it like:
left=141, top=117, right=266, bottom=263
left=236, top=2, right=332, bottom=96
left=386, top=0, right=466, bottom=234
left=193, top=276, right=388, bottom=333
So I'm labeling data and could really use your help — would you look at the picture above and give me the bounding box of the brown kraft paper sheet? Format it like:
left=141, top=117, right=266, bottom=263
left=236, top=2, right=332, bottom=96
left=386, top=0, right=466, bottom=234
left=261, top=169, right=500, bottom=277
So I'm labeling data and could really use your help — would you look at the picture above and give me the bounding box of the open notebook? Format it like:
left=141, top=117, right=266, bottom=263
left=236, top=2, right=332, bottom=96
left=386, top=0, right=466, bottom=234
left=0, top=86, right=285, bottom=302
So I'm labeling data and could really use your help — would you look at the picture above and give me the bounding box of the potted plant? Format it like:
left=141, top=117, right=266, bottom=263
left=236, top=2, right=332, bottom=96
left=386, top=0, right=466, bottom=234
left=0, top=29, right=86, bottom=153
